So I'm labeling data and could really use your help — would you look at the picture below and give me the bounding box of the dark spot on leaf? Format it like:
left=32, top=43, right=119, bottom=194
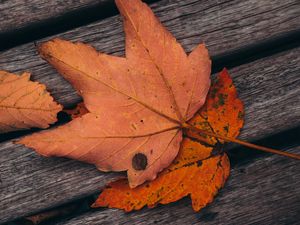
left=214, top=77, right=219, bottom=85
left=210, top=88, right=218, bottom=98
left=223, top=125, right=229, bottom=132
left=218, top=93, right=225, bottom=106
left=238, top=111, right=244, bottom=120
left=132, top=153, right=148, bottom=171
left=183, top=162, right=195, bottom=167
left=197, top=160, right=203, bottom=167
left=140, top=119, right=144, bottom=123
left=217, top=159, right=223, bottom=168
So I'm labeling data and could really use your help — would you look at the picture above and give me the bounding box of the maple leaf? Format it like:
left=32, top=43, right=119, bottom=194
left=18, top=0, right=211, bottom=187
left=0, top=70, right=62, bottom=134
left=92, top=69, right=243, bottom=211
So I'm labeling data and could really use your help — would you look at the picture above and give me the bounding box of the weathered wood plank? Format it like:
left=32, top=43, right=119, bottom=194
left=0, top=47, right=299, bottom=223
left=55, top=145, right=300, bottom=225
left=0, top=0, right=112, bottom=33
left=0, top=141, right=116, bottom=224
left=0, top=0, right=299, bottom=106
left=0, top=0, right=299, bottom=223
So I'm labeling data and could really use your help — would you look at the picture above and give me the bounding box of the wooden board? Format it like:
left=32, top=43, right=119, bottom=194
left=0, top=47, right=299, bottom=223
left=54, top=145, right=300, bottom=225
left=0, top=0, right=299, bottom=223
left=0, top=0, right=112, bottom=33
left=0, top=0, right=159, bottom=50
left=0, top=0, right=299, bottom=107
left=1, top=0, right=298, bottom=41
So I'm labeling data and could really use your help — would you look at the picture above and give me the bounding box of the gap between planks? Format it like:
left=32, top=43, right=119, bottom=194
left=0, top=0, right=299, bottom=223
left=0, top=0, right=299, bottom=107
left=0, top=0, right=159, bottom=51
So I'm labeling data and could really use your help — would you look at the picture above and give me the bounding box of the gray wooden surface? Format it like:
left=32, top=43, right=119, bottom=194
left=55, top=145, right=300, bottom=225
left=1, top=47, right=299, bottom=224
left=0, top=0, right=299, bottom=224
left=0, top=0, right=111, bottom=33
left=0, top=0, right=299, bottom=107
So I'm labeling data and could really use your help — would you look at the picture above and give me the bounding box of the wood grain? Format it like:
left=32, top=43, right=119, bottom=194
left=0, top=0, right=112, bottom=33
left=0, top=48, right=299, bottom=223
left=54, top=145, right=300, bottom=225
left=0, top=0, right=299, bottom=106
left=0, top=0, right=299, bottom=223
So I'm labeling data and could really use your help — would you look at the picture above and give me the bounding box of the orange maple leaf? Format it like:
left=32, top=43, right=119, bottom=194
left=0, top=70, right=62, bottom=133
left=18, top=0, right=211, bottom=187
left=92, top=69, right=243, bottom=211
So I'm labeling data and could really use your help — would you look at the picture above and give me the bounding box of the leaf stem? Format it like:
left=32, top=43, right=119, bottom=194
left=182, top=122, right=300, bottom=160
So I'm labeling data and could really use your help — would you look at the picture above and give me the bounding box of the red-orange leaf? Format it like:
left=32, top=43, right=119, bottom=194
left=92, top=69, right=244, bottom=212
left=18, top=0, right=211, bottom=187
left=0, top=70, right=62, bottom=133
left=187, top=68, right=244, bottom=145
